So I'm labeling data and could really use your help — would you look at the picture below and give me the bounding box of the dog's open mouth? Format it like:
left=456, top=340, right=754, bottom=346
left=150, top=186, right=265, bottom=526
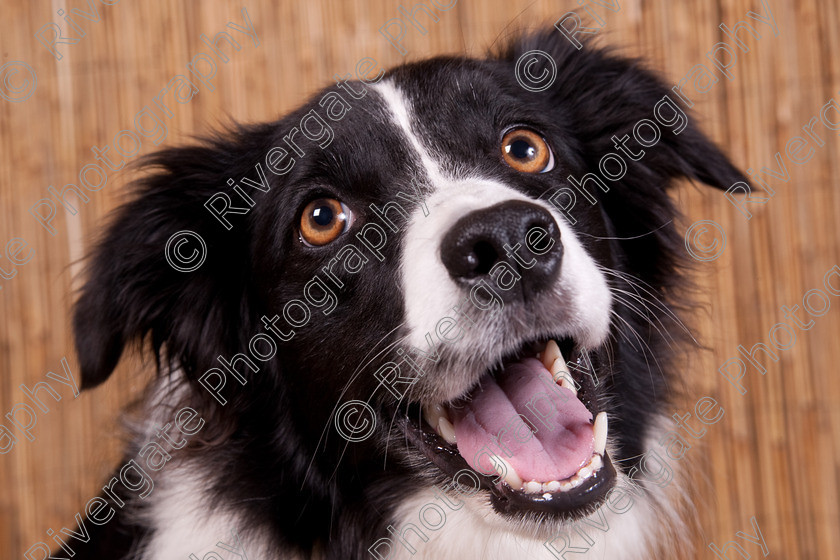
left=405, top=338, right=616, bottom=519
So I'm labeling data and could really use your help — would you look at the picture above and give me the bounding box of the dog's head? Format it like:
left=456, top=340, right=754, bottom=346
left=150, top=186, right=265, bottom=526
left=74, top=30, right=745, bottom=550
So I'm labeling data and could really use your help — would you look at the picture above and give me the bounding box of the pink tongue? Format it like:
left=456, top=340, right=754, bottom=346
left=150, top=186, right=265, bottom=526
left=448, top=358, right=594, bottom=483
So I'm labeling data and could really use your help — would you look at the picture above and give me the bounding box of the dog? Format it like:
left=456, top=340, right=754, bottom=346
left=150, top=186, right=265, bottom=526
left=63, top=28, right=747, bottom=560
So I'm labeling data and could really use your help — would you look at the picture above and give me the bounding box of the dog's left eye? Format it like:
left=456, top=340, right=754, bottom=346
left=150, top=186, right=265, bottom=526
left=298, top=198, right=354, bottom=247
left=500, top=128, right=555, bottom=173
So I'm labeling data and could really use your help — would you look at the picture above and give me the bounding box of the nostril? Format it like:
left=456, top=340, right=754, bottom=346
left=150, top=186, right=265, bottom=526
left=471, top=240, right=498, bottom=276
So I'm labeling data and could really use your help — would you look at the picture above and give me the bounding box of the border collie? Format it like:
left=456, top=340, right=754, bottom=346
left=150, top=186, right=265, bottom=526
left=64, top=29, right=746, bottom=560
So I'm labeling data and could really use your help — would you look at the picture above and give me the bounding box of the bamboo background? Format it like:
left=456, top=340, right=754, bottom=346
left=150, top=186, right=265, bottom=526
left=1, top=0, right=838, bottom=558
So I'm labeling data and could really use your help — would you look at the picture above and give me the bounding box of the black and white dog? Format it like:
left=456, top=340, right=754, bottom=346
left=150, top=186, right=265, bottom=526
left=67, top=29, right=745, bottom=559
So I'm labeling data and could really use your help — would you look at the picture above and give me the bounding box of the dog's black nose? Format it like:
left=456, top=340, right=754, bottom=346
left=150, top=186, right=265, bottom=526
left=440, top=201, right=563, bottom=301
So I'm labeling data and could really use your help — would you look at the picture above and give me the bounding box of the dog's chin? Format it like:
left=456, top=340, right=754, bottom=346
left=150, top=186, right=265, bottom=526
left=398, top=336, right=617, bottom=523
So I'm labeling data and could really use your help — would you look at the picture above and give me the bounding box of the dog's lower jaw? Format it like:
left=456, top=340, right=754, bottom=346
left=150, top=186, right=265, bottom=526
left=384, top=426, right=693, bottom=560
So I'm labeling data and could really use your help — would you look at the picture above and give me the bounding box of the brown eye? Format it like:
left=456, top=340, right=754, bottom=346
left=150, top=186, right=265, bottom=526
left=501, top=128, right=555, bottom=173
left=299, top=198, right=353, bottom=247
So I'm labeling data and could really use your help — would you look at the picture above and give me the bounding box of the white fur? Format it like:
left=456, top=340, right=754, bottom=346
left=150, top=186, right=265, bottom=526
left=371, top=81, right=449, bottom=187
left=129, top=376, right=282, bottom=560
left=137, top=470, right=244, bottom=559
left=384, top=479, right=655, bottom=560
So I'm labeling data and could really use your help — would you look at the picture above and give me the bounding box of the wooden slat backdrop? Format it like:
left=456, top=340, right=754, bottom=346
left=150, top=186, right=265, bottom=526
left=1, top=0, right=838, bottom=557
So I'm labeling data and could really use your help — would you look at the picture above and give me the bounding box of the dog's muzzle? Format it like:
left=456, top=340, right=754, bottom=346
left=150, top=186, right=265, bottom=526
left=402, top=199, right=616, bottom=520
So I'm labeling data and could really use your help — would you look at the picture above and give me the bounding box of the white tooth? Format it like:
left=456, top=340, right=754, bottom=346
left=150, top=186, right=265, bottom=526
left=568, top=475, right=582, bottom=488
left=593, top=412, right=608, bottom=456
left=544, top=480, right=561, bottom=492
left=559, top=376, right=578, bottom=397
left=437, top=417, right=457, bottom=445
left=542, top=340, right=562, bottom=370
left=551, top=358, right=577, bottom=396
left=560, top=481, right=574, bottom=492
left=524, top=481, right=542, bottom=494
left=578, top=466, right=593, bottom=479
left=492, top=456, right=523, bottom=490
left=590, top=453, right=603, bottom=472
left=423, top=403, right=448, bottom=431
left=550, top=356, right=569, bottom=376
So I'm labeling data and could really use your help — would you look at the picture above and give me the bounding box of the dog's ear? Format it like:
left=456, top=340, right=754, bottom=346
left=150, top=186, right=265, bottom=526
left=73, top=125, right=273, bottom=390
left=497, top=29, right=748, bottom=191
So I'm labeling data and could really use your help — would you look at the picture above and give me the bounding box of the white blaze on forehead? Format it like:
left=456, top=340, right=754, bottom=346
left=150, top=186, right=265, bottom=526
left=371, top=80, right=448, bottom=185
left=371, top=79, right=611, bottom=350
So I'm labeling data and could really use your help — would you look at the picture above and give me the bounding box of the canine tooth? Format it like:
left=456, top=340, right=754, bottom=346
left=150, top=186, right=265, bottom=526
left=422, top=403, right=447, bottom=430
left=542, top=340, right=562, bottom=370
left=550, top=356, right=569, bottom=376
left=544, top=480, right=561, bottom=492
left=492, top=456, right=523, bottom=490
left=550, top=358, right=577, bottom=393
left=524, top=481, right=542, bottom=494
left=559, top=375, right=578, bottom=397
left=593, top=412, right=608, bottom=456
left=437, top=417, right=457, bottom=445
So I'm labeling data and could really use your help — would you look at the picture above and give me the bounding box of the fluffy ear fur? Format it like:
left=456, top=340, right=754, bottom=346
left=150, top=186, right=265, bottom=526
left=73, top=123, right=278, bottom=390
left=496, top=29, right=748, bottom=192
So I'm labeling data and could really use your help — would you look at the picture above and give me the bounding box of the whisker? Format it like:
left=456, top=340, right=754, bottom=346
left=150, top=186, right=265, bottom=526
left=576, top=220, right=673, bottom=241
left=302, top=322, right=407, bottom=489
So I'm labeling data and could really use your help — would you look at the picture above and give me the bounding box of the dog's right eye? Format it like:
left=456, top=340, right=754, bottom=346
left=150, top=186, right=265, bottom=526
left=298, top=198, right=354, bottom=247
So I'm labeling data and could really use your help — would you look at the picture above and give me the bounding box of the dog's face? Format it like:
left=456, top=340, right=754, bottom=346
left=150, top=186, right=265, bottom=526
left=74, top=31, right=746, bottom=552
